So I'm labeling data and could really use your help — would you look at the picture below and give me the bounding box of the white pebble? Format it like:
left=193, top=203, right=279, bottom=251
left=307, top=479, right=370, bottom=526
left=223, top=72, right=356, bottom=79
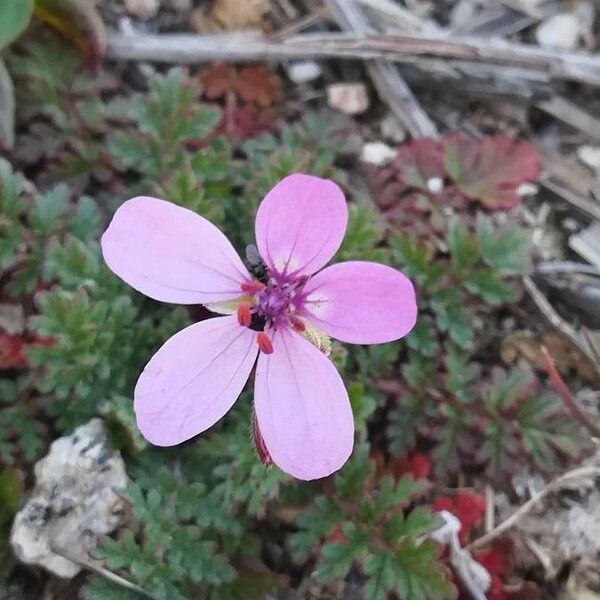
left=327, top=83, right=369, bottom=115
left=361, top=141, right=397, bottom=166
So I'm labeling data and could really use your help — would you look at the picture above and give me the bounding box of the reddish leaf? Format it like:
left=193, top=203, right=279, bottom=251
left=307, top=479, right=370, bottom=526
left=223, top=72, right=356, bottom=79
left=444, top=134, right=539, bottom=210
left=402, top=452, right=432, bottom=480
left=235, top=65, right=279, bottom=107
left=432, top=496, right=454, bottom=513
left=474, top=538, right=515, bottom=579
left=454, top=492, right=486, bottom=530
left=432, top=492, right=485, bottom=544
left=395, top=138, right=446, bottom=191
left=200, top=62, right=280, bottom=107
left=0, top=334, right=27, bottom=369
left=200, top=62, right=237, bottom=99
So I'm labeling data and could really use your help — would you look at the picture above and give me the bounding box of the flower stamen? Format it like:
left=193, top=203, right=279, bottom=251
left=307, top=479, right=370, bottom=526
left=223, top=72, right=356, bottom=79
left=290, top=315, right=306, bottom=332
left=236, top=302, right=252, bottom=327
left=257, top=331, right=274, bottom=354
left=241, top=280, right=266, bottom=294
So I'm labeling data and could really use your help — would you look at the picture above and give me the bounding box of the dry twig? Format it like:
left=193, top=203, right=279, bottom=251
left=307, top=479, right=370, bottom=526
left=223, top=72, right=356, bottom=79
left=541, top=346, right=600, bottom=437
left=467, top=465, right=600, bottom=550
left=50, top=544, right=159, bottom=600
left=325, top=0, right=438, bottom=138
left=106, top=31, right=600, bottom=86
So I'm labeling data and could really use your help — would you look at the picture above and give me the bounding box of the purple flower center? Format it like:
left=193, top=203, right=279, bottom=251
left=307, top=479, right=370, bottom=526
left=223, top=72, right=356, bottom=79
left=255, top=278, right=306, bottom=330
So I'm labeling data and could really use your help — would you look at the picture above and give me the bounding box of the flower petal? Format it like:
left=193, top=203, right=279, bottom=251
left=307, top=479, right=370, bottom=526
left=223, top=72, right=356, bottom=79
left=135, top=316, right=257, bottom=446
left=302, top=261, right=417, bottom=344
left=102, top=197, right=250, bottom=304
left=254, top=329, right=354, bottom=480
left=255, top=174, right=348, bottom=278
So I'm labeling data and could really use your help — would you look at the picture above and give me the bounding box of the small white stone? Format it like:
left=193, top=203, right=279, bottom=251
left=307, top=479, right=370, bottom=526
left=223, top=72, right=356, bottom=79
left=123, top=0, right=160, bottom=19
left=430, top=510, right=461, bottom=544
left=577, top=145, right=600, bottom=172
left=427, top=177, right=444, bottom=194
left=11, top=419, right=128, bottom=578
left=517, top=182, right=539, bottom=196
left=361, top=141, right=397, bottom=166
left=287, top=61, right=322, bottom=83
left=327, top=83, right=369, bottom=116
left=535, top=13, right=582, bottom=50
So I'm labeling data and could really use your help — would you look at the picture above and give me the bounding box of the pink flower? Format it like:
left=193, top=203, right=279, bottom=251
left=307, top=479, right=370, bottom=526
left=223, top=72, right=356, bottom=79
left=101, top=173, right=417, bottom=480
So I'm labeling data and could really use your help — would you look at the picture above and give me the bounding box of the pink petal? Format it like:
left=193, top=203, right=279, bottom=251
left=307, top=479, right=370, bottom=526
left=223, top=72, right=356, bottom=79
left=255, top=174, right=348, bottom=278
left=254, top=329, right=354, bottom=480
left=102, top=197, right=250, bottom=304
left=302, top=261, right=417, bottom=344
left=135, top=316, right=257, bottom=446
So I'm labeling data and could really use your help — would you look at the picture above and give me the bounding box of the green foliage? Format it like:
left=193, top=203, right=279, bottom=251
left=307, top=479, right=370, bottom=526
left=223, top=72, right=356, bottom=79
left=388, top=350, right=589, bottom=482
left=0, top=0, right=33, bottom=50
left=0, top=377, right=43, bottom=465
left=291, top=444, right=454, bottom=600
left=109, top=68, right=225, bottom=223
left=7, top=35, right=121, bottom=186
left=1, top=42, right=586, bottom=600
left=335, top=204, right=387, bottom=263
left=392, top=215, right=530, bottom=350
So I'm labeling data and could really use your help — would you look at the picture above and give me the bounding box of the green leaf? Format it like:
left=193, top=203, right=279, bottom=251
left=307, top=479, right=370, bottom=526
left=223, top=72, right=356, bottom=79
left=0, top=0, right=33, bottom=50
left=31, top=184, right=69, bottom=236
left=70, top=196, right=101, bottom=241
left=476, top=216, right=531, bottom=274
left=447, top=217, right=478, bottom=272
left=406, top=316, right=439, bottom=357
left=0, top=468, right=23, bottom=528
left=464, top=270, right=519, bottom=304
left=430, top=290, right=473, bottom=349
left=348, top=381, right=376, bottom=431
left=387, top=394, right=430, bottom=456
left=317, top=523, right=369, bottom=581
left=0, top=59, right=15, bottom=149
left=335, top=204, right=386, bottom=262
left=391, top=235, right=442, bottom=289
left=364, top=552, right=395, bottom=600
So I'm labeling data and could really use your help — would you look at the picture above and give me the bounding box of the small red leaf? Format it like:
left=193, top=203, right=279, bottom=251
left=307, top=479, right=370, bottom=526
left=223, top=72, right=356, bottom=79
left=432, top=492, right=485, bottom=544
left=200, top=62, right=237, bottom=99
left=444, top=134, right=539, bottom=210
left=395, top=138, right=446, bottom=191
left=403, top=452, right=432, bottom=480
left=0, top=334, right=27, bottom=369
left=235, top=65, right=279, bottom=107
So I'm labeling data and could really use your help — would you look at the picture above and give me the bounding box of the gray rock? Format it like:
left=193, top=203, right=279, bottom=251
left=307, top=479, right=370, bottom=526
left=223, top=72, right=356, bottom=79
left=10, top=419, right=128, bottom=578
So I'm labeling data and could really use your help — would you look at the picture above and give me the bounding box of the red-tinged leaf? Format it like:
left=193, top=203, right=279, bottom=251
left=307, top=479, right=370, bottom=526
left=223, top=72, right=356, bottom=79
left=432, top=492, right=485, bottom=544
left=218, top=103, right=278, bottom=142
left=235, top=65, right=279, bottom=107
left=474, top=538, right=515, bottom=579
left=401, top=452, right=432, bottom=480
left=200, top=61, right=236, bottom=100
left=444, top=134, right=539, bottom=210
left=200, top=62, right=280, bottom=107
left=395, top=138, right=446, bottom=191
left=453, top=492, right=486, bottom=529
left=487, top=575, right=506, bottom=600
left=431, top=496, right=454, bottom=513
left=0, top=333, right=27, bottom=369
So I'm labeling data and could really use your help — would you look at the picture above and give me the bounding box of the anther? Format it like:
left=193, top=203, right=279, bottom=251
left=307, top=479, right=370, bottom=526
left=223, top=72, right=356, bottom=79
left=241, top=280, right=266, bottom=294
left=237, top=302, right=252, bottom=327
left=257, top=331, right=274, bottom=354
left=290, top=315, right=306, bottom=332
